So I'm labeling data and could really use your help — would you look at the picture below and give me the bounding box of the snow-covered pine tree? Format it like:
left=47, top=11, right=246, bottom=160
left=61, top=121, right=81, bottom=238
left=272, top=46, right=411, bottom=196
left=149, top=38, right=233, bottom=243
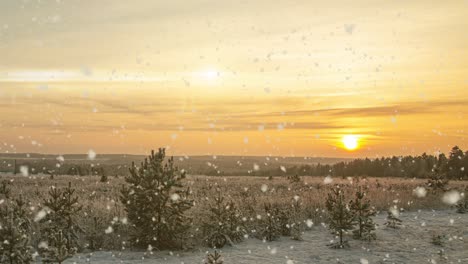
left=0, top=195, right=33, bottom=264
left=426, top=172, right=449, bottom=193
left=325, top=185, right=355, bottom=248
left=205, top=250, right=223, bottom=264
left=350, top=187, right=376, bottom=241
left=202, top=188, right=245, bottom=248
left=39, top=182, right=83, bottom=260
left=384, top=209, right=402, bottom=228
left=120, top=148, right=193, bottom=249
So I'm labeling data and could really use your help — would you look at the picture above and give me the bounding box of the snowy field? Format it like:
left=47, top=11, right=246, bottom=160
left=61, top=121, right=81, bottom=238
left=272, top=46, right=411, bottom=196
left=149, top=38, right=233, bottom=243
left=64, top=210, right=467, bottom=264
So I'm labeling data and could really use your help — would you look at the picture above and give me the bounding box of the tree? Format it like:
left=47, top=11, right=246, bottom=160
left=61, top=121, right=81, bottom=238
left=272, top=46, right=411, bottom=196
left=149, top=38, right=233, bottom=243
left=120, top=148, right=193, bottom=249
left=98, top=167, right=108, bottom=183
left=0, top=195, right=33, bottom=264
left=325, top=185, right=355, bottom=248
left=447, top=146, right=464, bottom=179
left=205, top=250, right=223, bottom=264
left=455, top=186, right=468, bottom=214
left=202, top=189, right=245, bottom=248
left=384, top=209, right=402, bottom=228
left=41, top=230, right=75, bottom=264
left=39, top=183, right=82, bottom=262
left=350, top=187, right=376, bottom=241
left=256, top=203, right=282, bottom=242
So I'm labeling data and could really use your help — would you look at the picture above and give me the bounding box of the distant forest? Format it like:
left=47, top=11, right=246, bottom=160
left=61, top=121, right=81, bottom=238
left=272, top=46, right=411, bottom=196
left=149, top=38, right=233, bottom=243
left=0, top=146, right=467, bottom=180
left=250, top=146, right=467, bottom=180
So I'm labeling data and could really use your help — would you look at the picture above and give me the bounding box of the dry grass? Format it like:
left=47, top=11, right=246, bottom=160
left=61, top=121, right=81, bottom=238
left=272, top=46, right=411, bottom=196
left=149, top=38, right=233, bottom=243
left=1, top=173, right=466, bottom=250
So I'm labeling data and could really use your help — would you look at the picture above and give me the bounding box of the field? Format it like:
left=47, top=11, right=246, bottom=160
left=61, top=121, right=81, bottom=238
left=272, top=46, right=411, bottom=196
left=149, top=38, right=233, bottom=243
left=1, top=173, right=467, bottom=263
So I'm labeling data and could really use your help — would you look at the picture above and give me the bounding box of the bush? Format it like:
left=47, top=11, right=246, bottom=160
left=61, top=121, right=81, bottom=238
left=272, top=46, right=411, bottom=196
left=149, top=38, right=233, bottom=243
left=120, top=148, right=193, bottom=249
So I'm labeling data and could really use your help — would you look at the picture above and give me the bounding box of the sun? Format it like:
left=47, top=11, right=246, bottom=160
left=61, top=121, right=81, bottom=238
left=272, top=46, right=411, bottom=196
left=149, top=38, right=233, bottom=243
left=199, top=68, right=219, bottom=81
left=342, top=135, right=359, bottom=151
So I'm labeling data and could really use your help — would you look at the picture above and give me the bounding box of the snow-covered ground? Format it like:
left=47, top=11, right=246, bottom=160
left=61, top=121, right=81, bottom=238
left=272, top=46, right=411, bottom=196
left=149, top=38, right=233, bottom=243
left=65, top=210, right=467, bottom=264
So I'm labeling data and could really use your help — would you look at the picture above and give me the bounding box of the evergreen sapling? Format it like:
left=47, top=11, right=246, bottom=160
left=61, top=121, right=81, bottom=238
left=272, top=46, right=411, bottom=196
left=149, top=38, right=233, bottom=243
left=325, top=185, right=355, bottom=248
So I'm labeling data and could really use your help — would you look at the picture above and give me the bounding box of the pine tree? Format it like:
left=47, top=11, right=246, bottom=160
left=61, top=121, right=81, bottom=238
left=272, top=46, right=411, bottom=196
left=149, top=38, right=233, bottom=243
left=325, top=185, right=355, bottom=248
left=205, top=250, right=223, bottom=264
left=39, top=183, right=82, bottom=261
left=350, top=187, right=376, bottom=241
left=426, top=172, right=449, bottom=193
left=455, top=187, right=468, bottom=214
left=0, top=195, right=33, bottom=264
left=0, top=180, right=11, bottom=199
left=202, top=189, right=245, bottom=248
left=98, top=167, right=108, bottom=183
left=384, top=209, right=402, bottom=228
left=255, top=203, right=283, bottom=242
left=120, top=148, right=193, bottom=249
left=41, top=230, right=76, bottom=264
left=287, top=174, right=301, bottom=184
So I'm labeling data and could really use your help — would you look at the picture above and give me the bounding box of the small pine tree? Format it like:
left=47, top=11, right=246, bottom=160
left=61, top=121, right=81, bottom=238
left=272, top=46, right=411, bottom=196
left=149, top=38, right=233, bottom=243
left=205, top=250, right=223, bottom=264
left=98, top=167, right=108, bottom=183
left=384, top=209, right=402, bottom=229
left=41, top=230, right=76, bottom=264
left=350, top=187, right=376, bottom=241
left=0, top=196, right=33, bottom=264
left=47, top=170, right=55, bottom=180
left=256, top=203, right=282, bottom=242
left=426, top=172, right=449, bottom=193
left=39, top=183, right=83, bottom=260
left=325, top=185, right=355, bottom=248
left=202, top=189, right=245, bottom=248
left=455, top=188, right=467, bottom=214
left=0, top=180, right=11, bottom=199
left=287, top=174, right=301, bottom=184
left=85, top=216, right=105, bottom=250
left=120, top=148, right=193, bottom=249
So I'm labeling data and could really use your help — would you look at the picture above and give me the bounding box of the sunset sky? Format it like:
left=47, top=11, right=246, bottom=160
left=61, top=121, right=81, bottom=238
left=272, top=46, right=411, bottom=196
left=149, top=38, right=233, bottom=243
left=0, top=0, right=467, bottom=157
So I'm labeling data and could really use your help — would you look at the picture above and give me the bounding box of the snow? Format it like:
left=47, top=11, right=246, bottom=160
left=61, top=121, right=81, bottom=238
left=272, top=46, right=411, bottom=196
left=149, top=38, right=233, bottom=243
left=442, top=190, right=461, bottom=205
left=62, top=210, right=468, bottom=264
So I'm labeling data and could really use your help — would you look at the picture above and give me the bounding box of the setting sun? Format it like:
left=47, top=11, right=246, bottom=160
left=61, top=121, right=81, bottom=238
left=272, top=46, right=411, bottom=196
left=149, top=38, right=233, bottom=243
left=342, top=135, right=359, bottom=151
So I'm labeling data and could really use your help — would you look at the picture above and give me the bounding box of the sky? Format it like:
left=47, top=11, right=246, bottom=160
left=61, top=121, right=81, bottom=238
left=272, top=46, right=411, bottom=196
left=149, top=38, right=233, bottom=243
left=0, top=0, right=467, bottom=157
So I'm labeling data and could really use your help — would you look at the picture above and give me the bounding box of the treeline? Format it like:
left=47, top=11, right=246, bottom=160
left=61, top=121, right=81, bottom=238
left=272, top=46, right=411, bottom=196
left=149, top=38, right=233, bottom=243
left=233, top=146, right=468, bottom=180
left=1, top=146, right=467, bottom=180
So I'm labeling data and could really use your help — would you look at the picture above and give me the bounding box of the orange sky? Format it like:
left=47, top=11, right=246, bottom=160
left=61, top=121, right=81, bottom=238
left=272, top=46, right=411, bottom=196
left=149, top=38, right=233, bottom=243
left=0, top=0, right=467, bottom=157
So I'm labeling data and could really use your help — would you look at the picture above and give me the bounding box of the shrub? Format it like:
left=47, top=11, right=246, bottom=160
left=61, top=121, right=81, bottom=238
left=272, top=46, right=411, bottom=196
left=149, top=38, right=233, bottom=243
left=120, top=148, right=193, bottom=249
left=325, top=185, right=355, bottom=249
